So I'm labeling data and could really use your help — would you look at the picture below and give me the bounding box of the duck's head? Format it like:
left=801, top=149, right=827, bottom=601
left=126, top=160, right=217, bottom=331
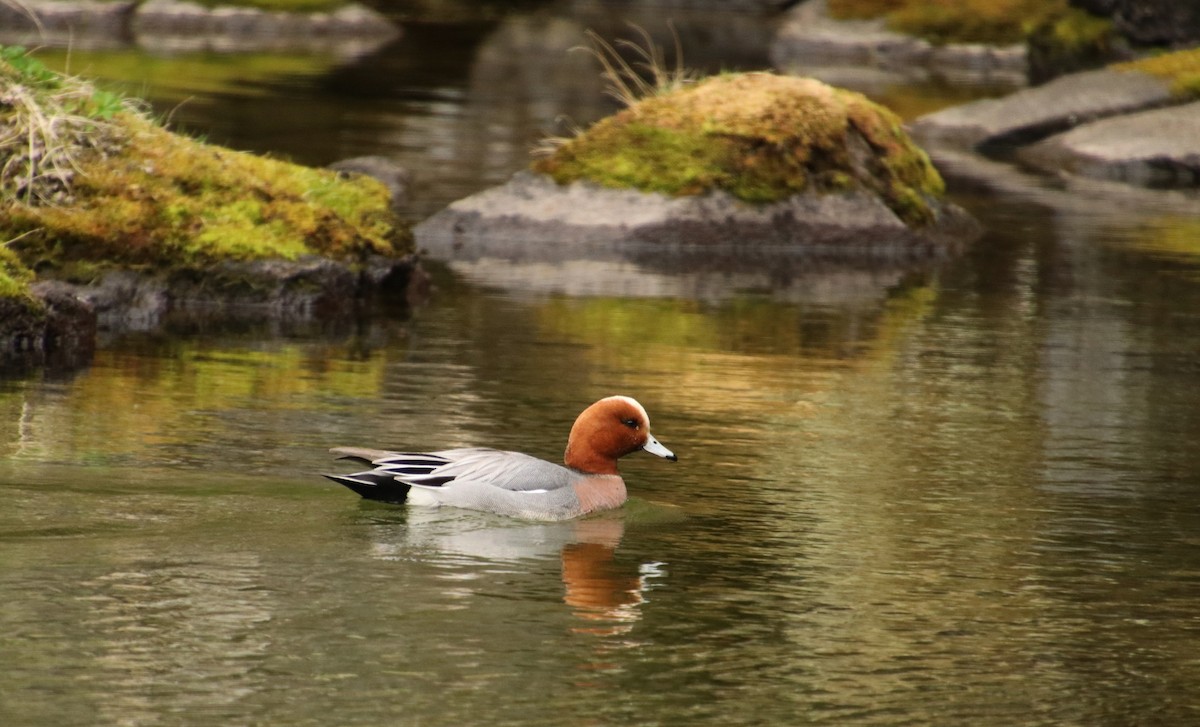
left=564, top=395, right=677, bottom=475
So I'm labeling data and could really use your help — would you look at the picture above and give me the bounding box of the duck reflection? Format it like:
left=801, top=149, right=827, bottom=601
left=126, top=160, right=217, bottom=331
left=366, top=508, right=658, bottom=634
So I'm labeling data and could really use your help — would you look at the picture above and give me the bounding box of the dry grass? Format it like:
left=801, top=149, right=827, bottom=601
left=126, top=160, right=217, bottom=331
left=534, top=25, right=695, bottom=157
left=582, top=24, right=694, bottom=108
left=0, top=46, right=135, bottom=206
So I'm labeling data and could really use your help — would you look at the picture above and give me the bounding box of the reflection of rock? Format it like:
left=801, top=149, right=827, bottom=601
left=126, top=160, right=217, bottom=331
left=438, top=258, right=922, bottom=306
left=771, top=0, right=1027, bottom=86
left=922, top=143, right=1200, bottom=223
left=414, top=171, right=977, bottom=301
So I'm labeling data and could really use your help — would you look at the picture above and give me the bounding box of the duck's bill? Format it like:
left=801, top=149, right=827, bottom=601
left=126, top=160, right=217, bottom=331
left=643, top=434, right=678, bottom=461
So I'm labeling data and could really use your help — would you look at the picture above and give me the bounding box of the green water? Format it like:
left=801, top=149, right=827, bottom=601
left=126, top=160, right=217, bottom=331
left=5, top=194, right=1200, bottom=723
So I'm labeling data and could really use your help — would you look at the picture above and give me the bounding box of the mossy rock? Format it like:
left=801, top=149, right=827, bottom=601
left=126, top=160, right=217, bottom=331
left=0, top=47, right=411, bottom=278
left=0, top=47, right=417, bottom=363
left=1, top=115, right=412, bottom=277
left=532, top=72, right=946, bottom=227
left=828, top=0, right=1110, bottom=48
left=1114, top=47, right=1200, bottom=100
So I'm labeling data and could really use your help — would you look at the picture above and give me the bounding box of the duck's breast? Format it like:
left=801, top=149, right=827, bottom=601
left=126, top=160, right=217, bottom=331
left=572, top=475, right=628, bottom=515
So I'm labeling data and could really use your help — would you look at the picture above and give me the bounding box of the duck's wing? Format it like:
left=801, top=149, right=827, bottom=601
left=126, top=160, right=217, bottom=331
left=326, top=447, right=577, bottom=500
left=388, top=448, right=578, bottom=493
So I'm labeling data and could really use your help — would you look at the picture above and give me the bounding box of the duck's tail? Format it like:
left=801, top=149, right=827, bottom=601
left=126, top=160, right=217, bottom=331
left=324, top=447, right=413, bottom=503
left=322, top=470, right=411, bottom=503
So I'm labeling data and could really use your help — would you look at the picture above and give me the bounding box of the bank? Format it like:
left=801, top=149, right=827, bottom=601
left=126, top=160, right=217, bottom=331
left=0, top=47, right=417, bottom=368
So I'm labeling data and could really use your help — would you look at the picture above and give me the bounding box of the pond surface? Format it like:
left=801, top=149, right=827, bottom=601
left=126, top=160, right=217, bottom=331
left=4, top=5, right=1200, bottom=726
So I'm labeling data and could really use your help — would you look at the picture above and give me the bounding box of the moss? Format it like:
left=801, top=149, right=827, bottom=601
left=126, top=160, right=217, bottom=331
left=0, top=46, right=411, bottom=279
left=1114, top=48, right=1200, bottom=100
left=1042, top=7, right=1114, bottom=54
left=829, top=0, right=1111, bottom=48
left=0, top=245, right=36, bottom=302
left=533, top=72, right=945, bottom=226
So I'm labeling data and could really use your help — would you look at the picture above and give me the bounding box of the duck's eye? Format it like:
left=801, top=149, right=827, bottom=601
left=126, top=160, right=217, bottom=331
left=621, top=417, right=639, bottom=429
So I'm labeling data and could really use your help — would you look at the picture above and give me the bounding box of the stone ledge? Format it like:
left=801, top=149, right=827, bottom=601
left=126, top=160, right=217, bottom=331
left=1018, top=101, right=1200, bottom=187
left=415, top=171, right=979, bottom=266
left=0, top=0, right=398, bottom=52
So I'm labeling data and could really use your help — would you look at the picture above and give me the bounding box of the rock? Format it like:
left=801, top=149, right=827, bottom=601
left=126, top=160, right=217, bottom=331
left=16, top=255, right=423, bottom=340
left=909, top=68, right=1172, bottom=148
left=771, top=0, right=1027, bottom=85
left=1019, top=101, right=1200, bottom=187
left=416, top=70, right=980, bottom=292
left=0, top=283, right=96, bottom=369
left=0, top=0, right=136, bottom=50
left=0, top=0, right=137, bottom=36
left=71, top=270, right=169, bottom=332
left=32, top=281, right=98, bottom=367
left=130, top=0, right=398, bottom=54
left=413, top=171, right=979, bottom=302
left=1072, top=0, right=1200, bottom=46
left=329, top=156, right=412, bottom=211
left=415, top=171, right=978, bottom=264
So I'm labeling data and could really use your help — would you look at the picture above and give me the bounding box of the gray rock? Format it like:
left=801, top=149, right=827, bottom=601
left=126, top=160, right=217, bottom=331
left=131, top=0, right=398, bottom=54
left=909, top=68, right=1173, bottom=148
left=414, top=172, right=980, bottom=302
left=0, top=0, right=136, bottom=34
left=329, top=156, right=412, bottom=211
left=418, top=172, right=975, bottom=261
left=1019, top=101, right=1200, bottom=187
left=0, top=0, right=137, bottom=49
left=0, top=282, right=96, bottom=370
left=23, top=255, right=421, bottom=337
left=1073, top=0, right=1200, bottom=46
left=771, top=0, right=1027, bottom=85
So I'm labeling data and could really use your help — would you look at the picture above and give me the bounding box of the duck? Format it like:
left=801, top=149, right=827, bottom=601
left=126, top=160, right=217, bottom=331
left=323, top=395, right=677, bottom=521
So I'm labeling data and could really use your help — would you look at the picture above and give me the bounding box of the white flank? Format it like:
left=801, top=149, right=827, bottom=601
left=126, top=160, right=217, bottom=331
left=406, top=488, right=441, bottom=506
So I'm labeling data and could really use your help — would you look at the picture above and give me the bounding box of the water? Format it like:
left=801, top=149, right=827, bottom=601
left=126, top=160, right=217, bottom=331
left=4, top=5, right=1200, bottom=726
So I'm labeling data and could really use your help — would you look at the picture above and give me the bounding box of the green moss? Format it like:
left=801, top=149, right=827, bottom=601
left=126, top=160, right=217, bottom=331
left=1114, top=48, right=1200, bottom=100
left=1043, top=7, right=1113, bottom=53
left=829, top=0, right=1110, bottom=48
left=0, top=245, right=36, bottom=301
left=533, top=72, right=945, bottom=226
left=0, top=46, right=411, bottom=278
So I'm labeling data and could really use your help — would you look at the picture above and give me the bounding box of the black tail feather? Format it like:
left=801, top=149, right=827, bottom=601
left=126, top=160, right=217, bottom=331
left=322, top=471, right=411, bottom=504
